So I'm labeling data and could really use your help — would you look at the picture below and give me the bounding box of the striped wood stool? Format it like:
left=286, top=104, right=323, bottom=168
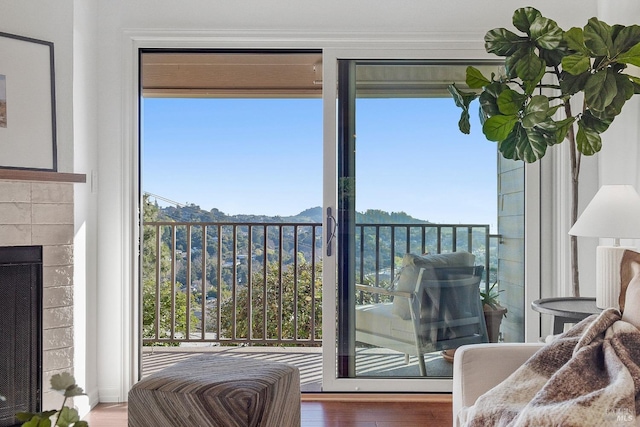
left=128, top=354, right=301, bottom=427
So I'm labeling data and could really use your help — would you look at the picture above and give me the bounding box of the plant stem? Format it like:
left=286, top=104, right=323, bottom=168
left=54, top=396, right=68, bottom=426
left=564, top=100, right=581, bottom=297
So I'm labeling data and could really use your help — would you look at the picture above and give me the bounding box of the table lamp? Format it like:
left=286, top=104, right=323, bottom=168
left=568, top=185, right=640, bottom=309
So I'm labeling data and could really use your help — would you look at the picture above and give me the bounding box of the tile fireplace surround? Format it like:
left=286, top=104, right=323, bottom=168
left=0, top=179, right=75, bottom=409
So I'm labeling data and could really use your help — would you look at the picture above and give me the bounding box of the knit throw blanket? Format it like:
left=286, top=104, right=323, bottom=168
left=460, top=309, right=640, bottom=426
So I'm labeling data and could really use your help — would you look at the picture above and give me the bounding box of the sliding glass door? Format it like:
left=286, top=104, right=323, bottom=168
left=325, top=59, right=522, bottom=391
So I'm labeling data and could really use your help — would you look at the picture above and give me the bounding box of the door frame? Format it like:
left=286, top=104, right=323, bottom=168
left=121, top=33, right=540, bottom=396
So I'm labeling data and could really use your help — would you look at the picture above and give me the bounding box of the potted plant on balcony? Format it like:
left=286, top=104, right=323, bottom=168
left=448, top=7, right=640, bottom=297
left=482, top=282, right=508, bottom=343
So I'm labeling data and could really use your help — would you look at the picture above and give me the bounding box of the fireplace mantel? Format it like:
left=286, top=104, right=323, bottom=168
left=0, top=169, right=86, bottom=183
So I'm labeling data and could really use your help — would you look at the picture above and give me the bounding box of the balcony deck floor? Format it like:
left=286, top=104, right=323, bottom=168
left=142, top=346, right=453, bottom=392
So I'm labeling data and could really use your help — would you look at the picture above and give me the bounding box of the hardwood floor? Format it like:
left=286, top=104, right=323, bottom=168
left=82, top=394, right=453, bottom=426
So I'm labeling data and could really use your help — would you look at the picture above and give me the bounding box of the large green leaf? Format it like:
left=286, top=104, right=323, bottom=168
left=561, top=53, right=591, bottom=76
left=457, top=114, right=471, bottom=134
left=612, top=24, right=640, bottom=57
left=553, top=117, right=575, bottom=144
left=448, top=83, right=477, bottom=134
left=560, top=70, right=589, bottom=95
left=577, top=121, right=602, bottom=155
left=521, top=95, right=549, bottom=129
left=584, top=17, right=613, bottom=57
left=499, top=123, right=547, bottom=163
left=50, top=373, right=86, bottom=398
left=610, top=24, right=625, bottom=45
left=485, top=28, right=527, bottom=56
left=630, top=75, right=640, bottom=93
left=485, top=82, right=511, bottom=98
left=581, top=110, right=612, bottom=134
left=585, top=68, right=618, bottom=111
left=532, top=119, right=564, bottom=146
left=56, top=407, right=80, bottom=427
left=512, top=7, right=541, bottom=34
left=483, top=114, right=518, bottom=142
left=497, top=123, right=524, bottom=160
left=615, top=72, right=635, bottom=101
left=617, top=42, right=640, bottom=67
left=478, top=92, right=499, bottom=121
left=504, top=46, right=528, bottom=79
left=596, top=72, right=635, bottom=118
left=465, top=66, right=491, bottom=89
left=530, top=16, right=563, bottom=50
left=546, top=104, right=562, bottom=118
left=539, top=45, right=568, bottom=67
left=497, top=89, right=526, bottom=115
left=533, top=118, right=557, bottom=134
left=478, top=82, right=508, bottom=119
left=515, top=48, right=545, bottom=82
left=523, top=64, right=546, bottom=95
left=519, top=128, right=549, bottom=162
left=21, top=416, right=51, bottom=427
left=51, top=373, right=76, bottom=393
left=17, top=411, right=57, bottom=422
left=448, top=83, right=477, bottom=109
left=564, top=27, right=588, bottom=53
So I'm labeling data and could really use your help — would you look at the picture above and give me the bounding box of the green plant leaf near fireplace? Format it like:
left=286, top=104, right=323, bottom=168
left=449, top=7, right=640, bottom=297
left=15, top=372, right=88, bottom=427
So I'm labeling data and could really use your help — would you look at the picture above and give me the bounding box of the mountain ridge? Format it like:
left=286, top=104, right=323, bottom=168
left=157, top=203, right=430, bottom=224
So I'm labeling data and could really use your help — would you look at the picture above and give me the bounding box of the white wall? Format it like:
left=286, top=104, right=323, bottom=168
left=0, top=0, right=104, bottom=417
left=0, top=0, right=100, bottom=415
left=598, top=0, right=640, bottom=189
left=0, top=1, right=74, bottom=172
left=94, top=0, right=605, bottom=400
left=73, top=0, right=100, bottom=414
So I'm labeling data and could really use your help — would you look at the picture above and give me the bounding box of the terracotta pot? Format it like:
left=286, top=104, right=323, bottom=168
left=442, top=348, right=456, bottom=363
left=484, top=305, right=508, bottom=343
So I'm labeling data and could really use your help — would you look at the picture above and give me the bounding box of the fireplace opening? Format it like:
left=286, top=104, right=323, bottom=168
left=0, top=246, right=42, bottom=427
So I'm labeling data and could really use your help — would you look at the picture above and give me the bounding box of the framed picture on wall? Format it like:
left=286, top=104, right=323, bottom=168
left=0, top=31, right=56, bottom=171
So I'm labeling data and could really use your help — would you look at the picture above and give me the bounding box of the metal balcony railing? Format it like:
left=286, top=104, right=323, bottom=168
left=142, top=221, right=496, bottom=347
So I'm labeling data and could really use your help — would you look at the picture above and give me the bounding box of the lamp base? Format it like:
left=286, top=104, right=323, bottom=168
left=596, top=246, right=636, bottom=309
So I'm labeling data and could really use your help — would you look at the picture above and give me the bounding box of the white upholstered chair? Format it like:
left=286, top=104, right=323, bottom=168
left=355, top=252, right=489, bottom=376
left=451, top=342, right=544, bottom=425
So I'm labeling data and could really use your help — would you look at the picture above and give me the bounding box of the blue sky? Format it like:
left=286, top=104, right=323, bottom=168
left=142, top=97, right=497, bottom=228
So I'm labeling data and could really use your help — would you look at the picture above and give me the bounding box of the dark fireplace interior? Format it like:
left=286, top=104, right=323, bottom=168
left=0, top=246, right=42, bottom=427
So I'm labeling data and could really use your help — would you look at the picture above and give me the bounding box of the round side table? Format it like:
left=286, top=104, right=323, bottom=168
left=531, top=297, right=602, bottom=335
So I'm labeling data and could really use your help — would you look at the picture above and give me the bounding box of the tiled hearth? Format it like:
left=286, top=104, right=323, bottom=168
left=0, top=179, right=74, bottom=409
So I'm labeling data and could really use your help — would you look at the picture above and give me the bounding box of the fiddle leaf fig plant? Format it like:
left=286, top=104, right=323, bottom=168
left=449, top=7, right=640, bottom=296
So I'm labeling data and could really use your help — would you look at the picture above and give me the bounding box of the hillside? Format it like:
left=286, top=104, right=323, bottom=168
left=144, top=199, right=493, bottom=289
left=157, top=203, right=428, bottom=225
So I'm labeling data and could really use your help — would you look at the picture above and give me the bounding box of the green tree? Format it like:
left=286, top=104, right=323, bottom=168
left=142, top=196, right=198, bottom=345
left=217, top=256, right=322, bottom=344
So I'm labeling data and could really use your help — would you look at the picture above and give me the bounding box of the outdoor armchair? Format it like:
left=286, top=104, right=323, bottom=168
left=355, top=252, right=489, bottom=376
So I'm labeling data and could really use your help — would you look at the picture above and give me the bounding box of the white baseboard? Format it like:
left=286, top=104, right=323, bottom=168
left=98, top=388, right=124, bottom=403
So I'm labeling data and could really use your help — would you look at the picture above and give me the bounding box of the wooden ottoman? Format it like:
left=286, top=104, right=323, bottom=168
left=128, top=355, right=301, bottom=427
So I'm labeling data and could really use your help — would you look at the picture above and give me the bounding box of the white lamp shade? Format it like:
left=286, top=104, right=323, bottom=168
left=568, top=185, right=640, bottom=239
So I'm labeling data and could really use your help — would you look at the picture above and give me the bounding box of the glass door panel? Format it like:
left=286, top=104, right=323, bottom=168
left=336, top=60, right=517, bottom=383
